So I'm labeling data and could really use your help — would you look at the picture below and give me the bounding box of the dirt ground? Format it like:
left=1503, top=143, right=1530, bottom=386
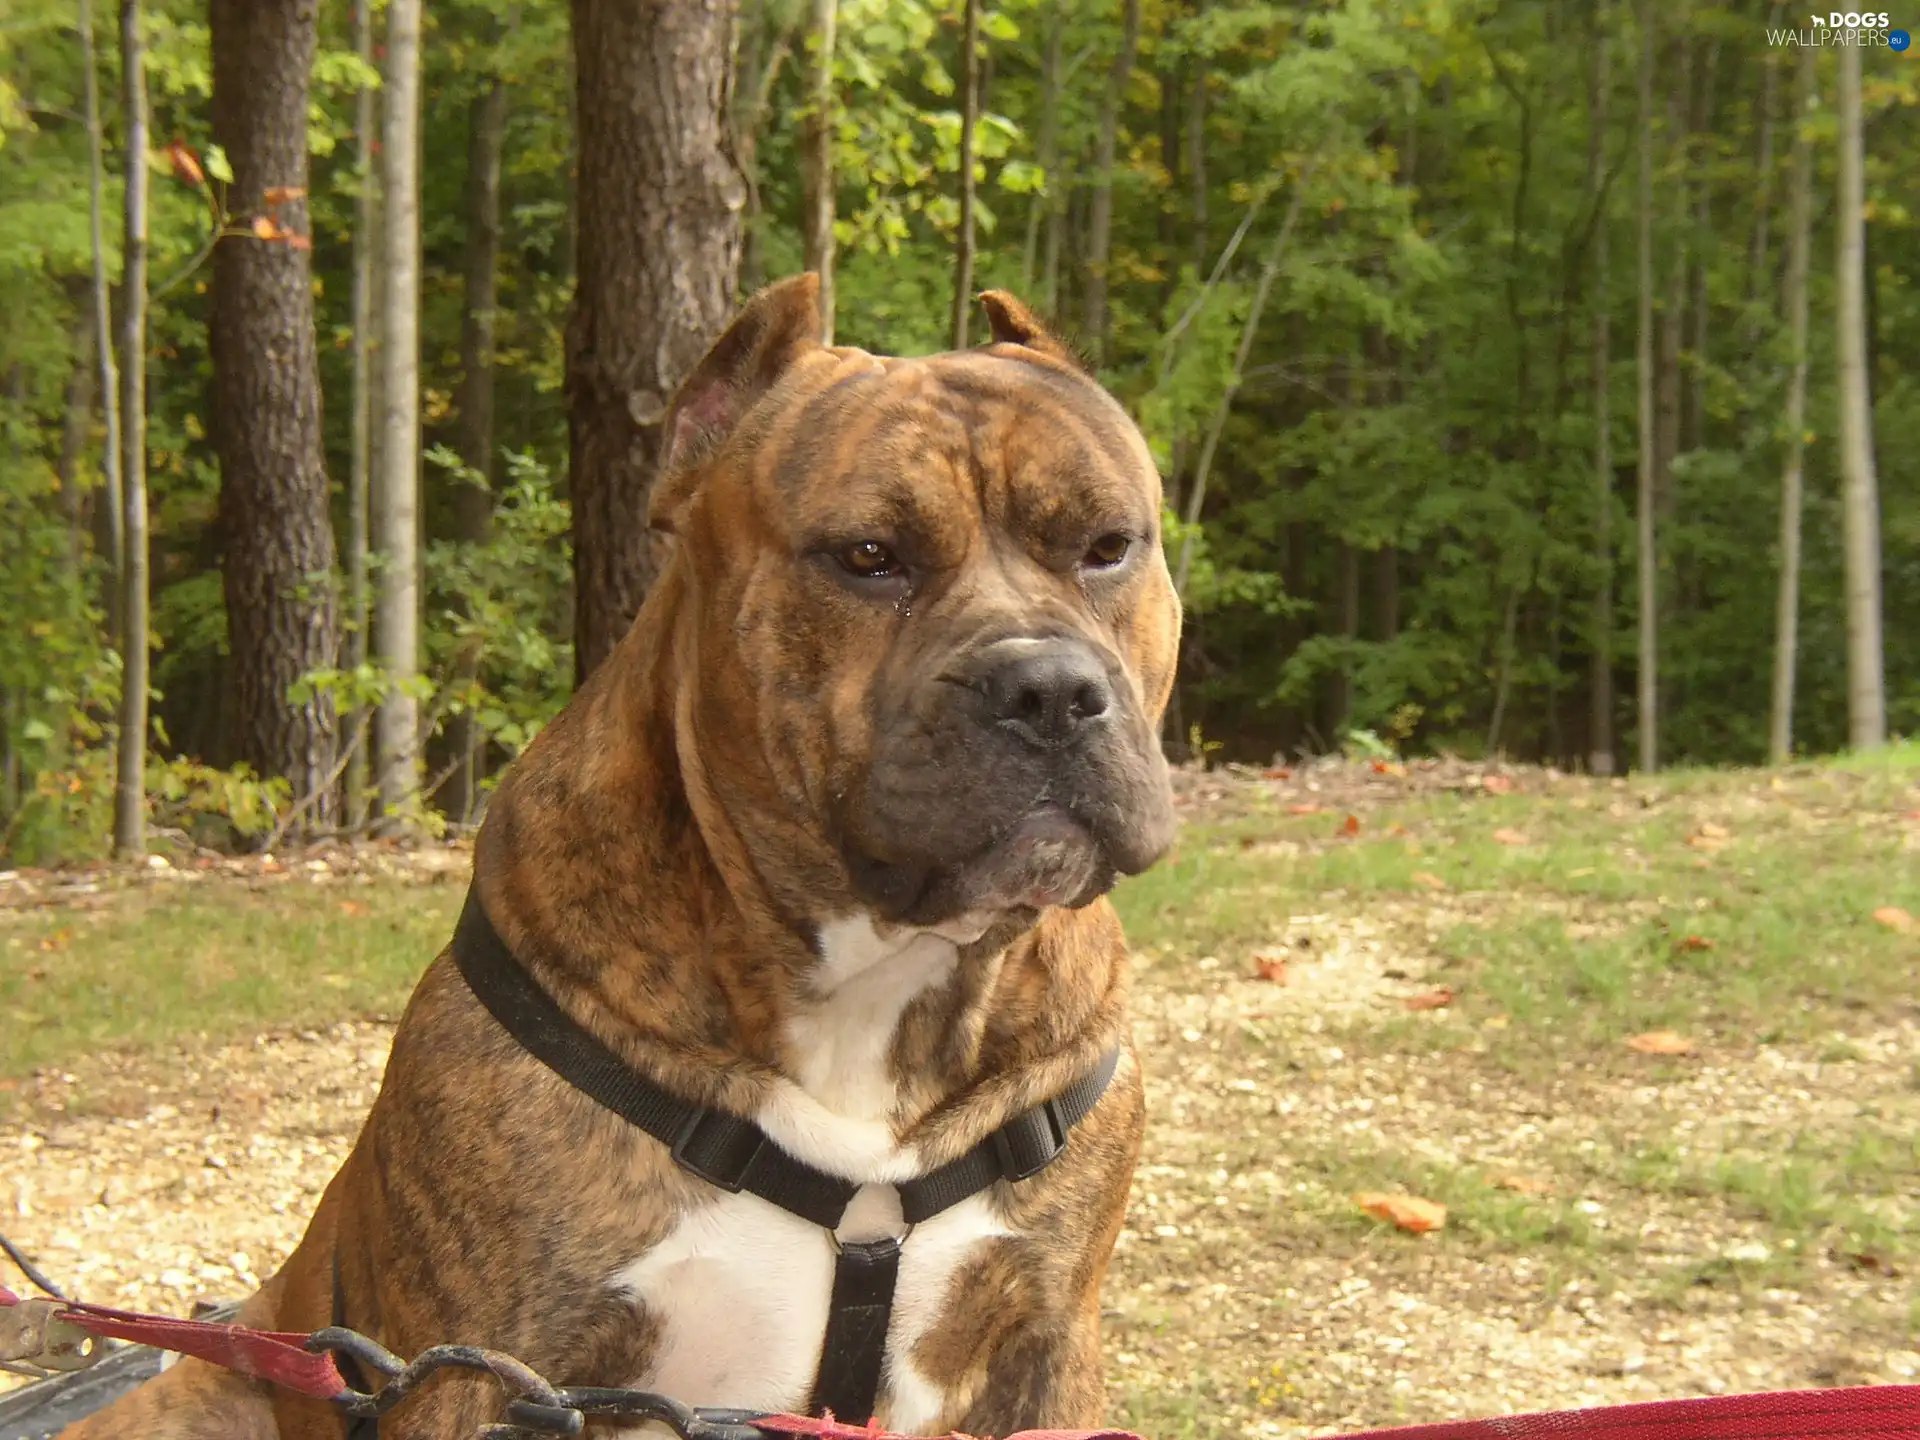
left=3, top=764, right=1917, bottom=1436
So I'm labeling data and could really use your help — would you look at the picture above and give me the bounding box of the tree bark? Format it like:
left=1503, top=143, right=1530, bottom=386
left=80, top=0, right=124, bottom=642
left=800, top=0, right=837, bottom=343
left=1332, top=542, right=1359, bottom=735
left=1040, top=6, right=1066, bottom=311
left=1744, top=1, right=1784, bottom=328
left=1769, top=47, right=1813, bottom=767
left=374, top=0, right=423, bottom=820
left=211, top=0, right=340, bottom=832
left=1083, top=0, right=1141, bottom=363
left=1588, top=0, right=1614, bottom=776
left=442, top=65, right=511, bottom=826
left=1186, top=1, right=1209, bottom=275
left=113, top=0, right=150, bottom=857
left=1633, top=0, right=1656, bottom=773
left=950, top=0, right=981, bottom=349
left=1021, top=3, right=1059, bottom=297
left=55, top=307, right=97, bottom=579
left=1834, top=37, right=1885, bottom=749
left=344, top=0, right=378, bottom=828
left=568, top=0, right=744, bottom=685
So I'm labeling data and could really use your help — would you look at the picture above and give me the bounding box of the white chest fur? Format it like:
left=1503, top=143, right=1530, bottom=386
left=611, top=914, right=1009, bottom=1433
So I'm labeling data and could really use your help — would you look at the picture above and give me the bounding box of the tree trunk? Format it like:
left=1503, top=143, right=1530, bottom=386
left=113, top=0, right=150, bottom=858
left=1022, top=2, right=1059, bottom=297
left=568, top=0, right=744, bottom=684
left=55, top=307, right=97, bottom=579
left=950, top=0, right=981, bottom=349
left=1588, top=0, right=1614, bottom=777
left=1682, top=38, right=1717, bottom=456
left=1186, top=1, right=1208, bottom=275
left=1834, top=38, right=1885, bottom=750
left=800, top=0, right=837, bottom=343
left=1744, top=1, right=1784, bottom=328
left=374, top=0, right=423, bottom=820
left=1654, top=33, right=1687, bottom=514
left=1769, top=46, right=1813, bottom=767
left=344, top=0, right=377, bottom=829
left=442, top=65, right=511, bottom=827
left=1372, top=546, right=1398, bottom=642
left=1082, top=0, right=1140, bottom=364
left=1633, top=0, right=1657, bottom=774
left=80, top=0, right=124, bottom=641
left=211, top=0, right=340, bottom=833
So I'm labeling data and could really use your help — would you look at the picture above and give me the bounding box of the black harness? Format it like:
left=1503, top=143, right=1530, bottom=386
left=339, top=891, right=1117, bottom=1435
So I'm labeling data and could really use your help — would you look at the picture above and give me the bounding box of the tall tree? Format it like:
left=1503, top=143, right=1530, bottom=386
left=79, top=0, right=124, bottom=637
left=567, top=0, right=744, bottom=684
left=442, top=41, right=512, bottom=826
left=210, top=0, right=340, bottom=830
left=1633, top=0, right=1656, bottom=773
left=374, top=0, right=423, bottom=819
left=800, top=0, right=838, bottom=343
left=1769, top=46, right=1814, bottom=766
left=1834, top=36, right=1885, bottom=750
left=950, top=0, right=980, bottom=350
left=112, top=0, right=150, bottom=857
left=1587, top=0, right=1614, bottom=776
left=344, top=0, right=378, bottom=827
left=1084, top=0, right=1141, bottom=362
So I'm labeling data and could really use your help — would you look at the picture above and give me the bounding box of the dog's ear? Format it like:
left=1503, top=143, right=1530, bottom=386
left=977, top=290, right=1086, bottom=370
left=651, top=273, right=824, bottom=534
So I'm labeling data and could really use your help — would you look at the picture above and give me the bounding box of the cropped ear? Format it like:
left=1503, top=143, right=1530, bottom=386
left=976, top=290, right=1087, bottom=370
left=649, top=272, right=825, bottom=534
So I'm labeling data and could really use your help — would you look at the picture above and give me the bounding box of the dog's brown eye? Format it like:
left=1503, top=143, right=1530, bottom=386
left=841, top=541, right=902, bottom=579
left=1083, top=533, right=1131, bottom=569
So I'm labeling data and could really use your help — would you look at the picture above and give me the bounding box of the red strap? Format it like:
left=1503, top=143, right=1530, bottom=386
left=752, top=1388, right=1920, bottom=1440
left=0, top=1287, right=347, bottom=1401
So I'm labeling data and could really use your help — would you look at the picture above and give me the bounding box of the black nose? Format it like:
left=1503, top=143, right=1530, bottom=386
left=982, top=641, right=1115, bottom=749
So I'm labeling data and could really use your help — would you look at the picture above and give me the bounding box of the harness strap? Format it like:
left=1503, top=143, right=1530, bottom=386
left=331, top=1253, right=380, bottom=1440
left=451, top=889, right=1120, bottom=1424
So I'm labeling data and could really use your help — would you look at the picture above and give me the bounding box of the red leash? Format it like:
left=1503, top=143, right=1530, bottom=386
left=8, top=1284, right=1920, bottom=1438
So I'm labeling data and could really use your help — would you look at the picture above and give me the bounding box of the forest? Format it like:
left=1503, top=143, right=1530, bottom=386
left=0, top=0, right=1913, bottom=860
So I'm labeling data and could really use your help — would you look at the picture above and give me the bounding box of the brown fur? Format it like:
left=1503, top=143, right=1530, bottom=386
left=61, top=275, right=1178, bottom=1439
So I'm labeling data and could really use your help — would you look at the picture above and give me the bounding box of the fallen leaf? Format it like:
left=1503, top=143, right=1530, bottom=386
left=1492, top=828, right=1528, bottom=846
left=1253, top=952, right=1288, bottom=983
left=337, top=899, right=369, bottom=918
left=1674, top=935, right=1716, bottom=953
left=1871, top=906, right=1916, bottom=935
left=1626, top=1030, right=1693, bottom=1055
left=1370, top=760, right=1407, bottom=777
left=1340, top=813, right=1361, bottom=837
left=1686, top=826, right=1729, bottom=851
left=1481, top=1013, right=1511, bottom=1029
left=1697, top=821, right=1730, bottom=839
left=37, top=929, right=72, bottom=953
left=1403, top=987, right=1454, bottom=1011
left=1387, top=824, right=1410, bottom=838
left=1355, top=1192, right=1447, bottom=1234
left=1412, top=871, right=1449, bottom=891
left=1481, top=774, right=1515, bottom=794
left=1491, top=1174, right=1554, bottom=1196
left=1262, top=766, right=1293, bottom=780
left=1287, top=803, right=1323, bottom=816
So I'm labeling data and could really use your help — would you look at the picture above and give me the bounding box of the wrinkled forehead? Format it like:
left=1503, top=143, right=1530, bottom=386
left=753, top=350, right=1163, bottom=538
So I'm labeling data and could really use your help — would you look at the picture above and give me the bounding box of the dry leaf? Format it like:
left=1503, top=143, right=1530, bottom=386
left=1481, top=1013, right=1511, bottom=1029
left=1626, top=1030, right=1693, bottom=1055
left=337, top=900, right=370, bottom=918
left=1253, top=953, right=1288, bottom=983
left=1287, top=803, right=1323, bottom=816
left=262, top=185, right=306, bottom=205
left=164, top=140, right=205, bottom=187
left=1686, top=827, right=1729, bottom=851
left=1674, top=935, right=1716, bottom=953
left=250, top=215, right=281, bottom=240
left=1403, top=987, right=1454, bottom=1011
left=1492, top=828, right=1528, bottom=846
left=1370, top=760, right=1407, bottom=777
left=1491, top=1174, right=1554, bottom=1196
left=1871, top=906, right=1916, bottom=935
left=1412, top=871, right=1449, bottom=891
left=37, top=929, right=72, bottom=953
left=1481, top=774, right=1515, bottom=795
left=1355, top=1192, right=1447, bottom=1234
left=1340, top=813, right=1361, bottom=837
left=1262, top=766, right=1293, bottom=780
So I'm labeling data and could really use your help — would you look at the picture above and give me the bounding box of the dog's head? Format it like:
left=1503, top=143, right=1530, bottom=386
left=649, top=274, right=1180, bottom=938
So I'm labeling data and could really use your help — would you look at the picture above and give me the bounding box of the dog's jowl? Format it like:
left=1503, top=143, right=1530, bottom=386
left=63, top=274, right=1181, bottom=1440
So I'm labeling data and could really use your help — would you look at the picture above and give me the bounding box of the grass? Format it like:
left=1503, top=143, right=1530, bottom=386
left=0, top=877, right=462, bottom=1086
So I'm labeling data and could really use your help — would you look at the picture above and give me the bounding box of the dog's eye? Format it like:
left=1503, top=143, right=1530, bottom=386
left=841, top=541, right=903, bottom=579
left=1082, top=533, right=1132, bottom=569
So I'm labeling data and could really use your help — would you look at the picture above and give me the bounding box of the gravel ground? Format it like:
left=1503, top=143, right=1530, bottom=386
left=3, top=766, right=1917, bottom=1436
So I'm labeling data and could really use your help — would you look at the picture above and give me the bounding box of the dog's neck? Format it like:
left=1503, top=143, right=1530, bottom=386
left=471, top=560, right=1127, bottom=1145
